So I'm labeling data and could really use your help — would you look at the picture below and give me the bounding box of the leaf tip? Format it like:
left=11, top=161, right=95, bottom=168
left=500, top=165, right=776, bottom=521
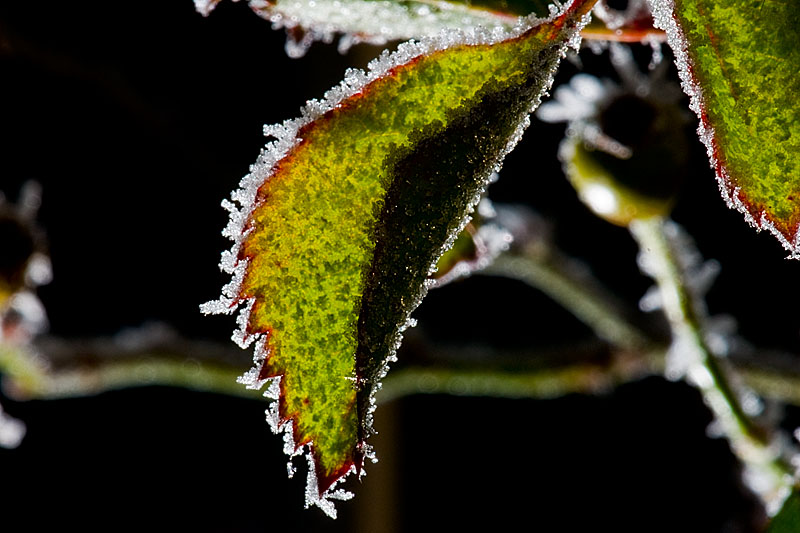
left=719, top=183, right=800, bottom=260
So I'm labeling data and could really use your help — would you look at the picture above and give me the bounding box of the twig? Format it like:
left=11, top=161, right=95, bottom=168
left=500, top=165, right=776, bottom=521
left=628, top=216, right=798, bottom=513
left=0, top=309, right=799, bottom=415
left=376, top=349, right=660, bottom=404
left=482, top=245, right=654, bottom=351
left=0, top=328, right=259, bottom=401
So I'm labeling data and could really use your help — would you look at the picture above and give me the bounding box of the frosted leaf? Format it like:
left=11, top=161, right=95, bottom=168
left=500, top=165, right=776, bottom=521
left=205, top=0, right=537, bottom=57
left=647, top=0, right=800, bottom=257
left=282, top=420, right=299, bottom=456
left=202, top=0, right=594, bottom=515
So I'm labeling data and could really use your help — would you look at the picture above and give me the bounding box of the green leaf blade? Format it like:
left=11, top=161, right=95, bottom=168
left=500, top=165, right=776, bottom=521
left=203, top=0, right=593, bottom=516
left=650, top=0, right=800, bottom=254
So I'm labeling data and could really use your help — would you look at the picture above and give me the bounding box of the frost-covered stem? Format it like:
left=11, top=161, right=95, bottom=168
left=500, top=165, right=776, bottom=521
left=629, top=216, right=797, bottom=512
left=483, top=246, right=651, bottom=351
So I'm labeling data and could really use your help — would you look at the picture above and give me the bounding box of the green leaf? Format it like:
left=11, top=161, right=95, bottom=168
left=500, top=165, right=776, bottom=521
left=202, top=0, right=593, bottom=516
left=767, top=491, right=800, bottom=533
left=198, top=0, right=553, bottom=55
left=649, top=0, right=800, bottom=255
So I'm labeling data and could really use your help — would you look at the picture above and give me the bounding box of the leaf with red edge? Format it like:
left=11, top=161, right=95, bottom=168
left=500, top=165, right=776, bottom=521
left=202, top=0, right=594, bottom=517
left=649, top=0, right=800, bottom=256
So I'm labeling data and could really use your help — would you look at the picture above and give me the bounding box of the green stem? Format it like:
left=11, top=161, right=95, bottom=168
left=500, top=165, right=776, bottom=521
left=628, top=216, right=797, bottom=511
left=376, top=352, right=660, bottom=405
left=483, top=245, right=652, bottom=350
left=0, top=340, right=259, bottom=401
left=4, top=327, right=800, bottom=413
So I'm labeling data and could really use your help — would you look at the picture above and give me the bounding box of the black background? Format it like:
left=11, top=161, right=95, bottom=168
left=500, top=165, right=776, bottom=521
left=0, top=1, right=797, bottom=531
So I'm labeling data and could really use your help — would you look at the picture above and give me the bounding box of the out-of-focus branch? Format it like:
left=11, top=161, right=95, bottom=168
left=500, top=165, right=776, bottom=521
left=377, top=345, right=662, bottom=404
left=0, top=324, right=259, bottom=401
left=1, top=324, right=800, bottom=411
left=481, top=242, right=656, bottom=351
left=629, top=217, right=798, bottom=512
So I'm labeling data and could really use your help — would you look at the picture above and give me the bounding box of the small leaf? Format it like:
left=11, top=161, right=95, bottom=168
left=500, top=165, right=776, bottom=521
left=767, top=491, right=800, bottom=533
left=203, top=0, right=593, bottom=516
left=649, top=0, right=800, bottom=255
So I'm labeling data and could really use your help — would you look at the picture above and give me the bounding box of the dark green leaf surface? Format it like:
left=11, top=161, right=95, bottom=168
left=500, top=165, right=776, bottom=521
left=650, top=0, right=800, bottom=254
left=203, top=0, right=594, bottom=515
